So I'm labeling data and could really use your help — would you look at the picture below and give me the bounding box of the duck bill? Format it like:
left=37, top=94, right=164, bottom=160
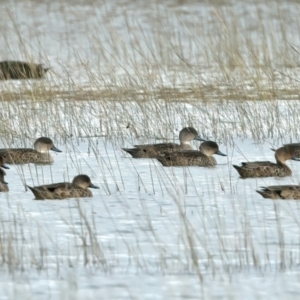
left=1, top=164, right=9, bottom=169
left=50, top=145, right=62, bottom=153
left=291, top=157, right=300, bottom=161
left=2, top=180, right=8, bottom=185
left=195, top=135, right=207, bottom=142
left=89, top=183, right=100, bottom=189
left=216, top=150, right=227, bottom=156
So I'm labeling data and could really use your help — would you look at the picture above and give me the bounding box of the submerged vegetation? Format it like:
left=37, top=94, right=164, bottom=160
left=0, top=0, right=300, bottom=298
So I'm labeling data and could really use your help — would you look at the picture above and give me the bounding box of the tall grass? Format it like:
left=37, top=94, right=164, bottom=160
left=0, top=0, right=300, bottom=298
left=0, top=0, right=300, bottom=102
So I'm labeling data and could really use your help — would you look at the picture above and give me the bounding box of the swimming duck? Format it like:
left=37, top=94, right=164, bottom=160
left=0, top=61, right=50, bottom=80
left=233, top=145, right=300, bottom=178
left=122, top=127, right=205, bottom=158
left=156, top=141, right=226, bottom=167
left=256, top=185, right=300, bottom=200
left=27, top=174, right=99, bottom=200
left=0, top=137, right=62, bottom=164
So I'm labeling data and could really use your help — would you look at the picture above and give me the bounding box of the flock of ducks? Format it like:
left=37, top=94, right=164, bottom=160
left=0, top=137, right=99, bottom=200
left=0, top=61, right=100, bottom=200
left=1, top=61, right=300, bottom=200
left=122, top=127, right=300, bottom=200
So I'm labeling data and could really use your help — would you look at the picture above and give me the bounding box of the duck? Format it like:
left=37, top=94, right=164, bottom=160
left=0, top=137, right=62, bottom=164
left=156, top=141, right=226, bottom=167
left=0, top=156, right=9, bottom=192
left=122, top=127, right=205, bottom=158
left=233, top=145, right=300, bottom=178
left=27, top=174, right=99, bottom=200
left=0, top=61, right=50, bottom=80
left=256, top=185, right=300, bottom=200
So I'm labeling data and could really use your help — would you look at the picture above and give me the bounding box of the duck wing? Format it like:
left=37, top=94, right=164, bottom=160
left=134, top=143, right=179, bottom=152
left=262, top=185, right=300, bottom=191
left=27, top=182, right=72, bottom=200
left=240, top=161, right=276, bottom=168
left=39, top=182, right=71, bottom=192
left=258, top=185, right=300, bottom=199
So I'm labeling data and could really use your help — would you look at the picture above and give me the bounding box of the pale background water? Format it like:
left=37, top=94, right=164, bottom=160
left=0, top=0, right=300, bottom=299
left=1, top=0, right=300, bottom=90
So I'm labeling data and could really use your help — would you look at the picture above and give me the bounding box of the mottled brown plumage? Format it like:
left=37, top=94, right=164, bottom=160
left=27, top=174, right=99, bottom=200
left=0, top=137, right=62, bottom=164
left=233, top=145, right=300, bottom=178
left=0, top=156, right=9, bottom=170
left=257, top=185, right=300, bottom=200
left=156, top=141, right=226, bottom=167
left=122, top=127, right=205, bottom=158
left=0, top=168, right=8, bottom=192
left=0, top=61, right=50, bottom=80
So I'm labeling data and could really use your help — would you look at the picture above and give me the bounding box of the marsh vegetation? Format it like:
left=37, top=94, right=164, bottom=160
left=0, top=0, right=300, bottom=299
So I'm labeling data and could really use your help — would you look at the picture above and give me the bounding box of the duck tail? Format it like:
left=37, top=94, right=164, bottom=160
left=256, top=189, right=266, bottom=198
left=27, top=185, right=37, bottom=196
left=27, top=185, right=44, bottom=200
left=232, top=165, right=241, bottom=171
left=256, top=189, right=274, bottom=199
left=27, top=185, right=34, bottom=192
left=232, top=164, right=244, bottom=177
left=122, top=148, right=138, bottom=157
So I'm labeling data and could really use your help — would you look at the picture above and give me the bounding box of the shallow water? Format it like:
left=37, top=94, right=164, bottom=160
left=1, top=0, right=300, bottom=299
left=0, top=137, right=300, bottom=299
